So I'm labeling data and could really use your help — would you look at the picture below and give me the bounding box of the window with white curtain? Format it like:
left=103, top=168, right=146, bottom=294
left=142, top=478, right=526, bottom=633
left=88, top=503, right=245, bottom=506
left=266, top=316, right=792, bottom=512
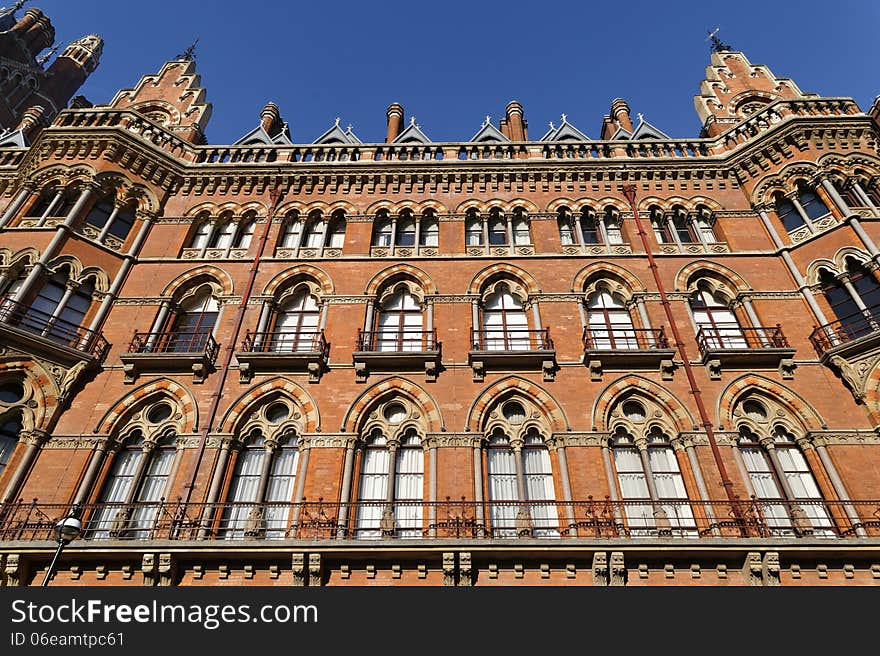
left=481, top=284, right=530, bottom=351
left=233, top=219, right=255, bottom=249
left=372, top=215, right=393, bottom=246
left=302, top=217, right=324, bottom=248
left=465, top=211, right=483, bottom=246
left=325, top=214, right=346, bottom=248
left=420, top=213, right=439, bottom=247
left=586, top=289, right=638, bottom=349
left=189, top=216, right=212, bottom=249
left=272, top=289, right=320, bottom=352
left=393, top=430, right=424, bottom=538
left=279, top=213, right=301, bottom=248
left=558, top=213, right=575, bottom=245
left=209, top=218, right=235, bottom=249
left=355, top=430, right=390, bottom=539
left=376, top=289, right=423, bottom=352
left=690, top=287, right=746, bottom=349
left=512, top=212, right=530, bottom=245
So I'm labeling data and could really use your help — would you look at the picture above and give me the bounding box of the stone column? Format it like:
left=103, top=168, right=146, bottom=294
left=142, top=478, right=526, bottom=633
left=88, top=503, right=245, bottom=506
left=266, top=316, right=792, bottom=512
left=72, top=438, right=111, bottom=505
left=788, top=194, right=815, bottom=232
left=554, top=442, right=576, bottom=535
left=0, top=186, right=33, bottom=229
left=0, top=430, right=48, bottom=504
left=288, top=440, right=311, bottom=532
left=336, top=440, right=356, bottom=537
left=95, top=204, right=122, bottom=242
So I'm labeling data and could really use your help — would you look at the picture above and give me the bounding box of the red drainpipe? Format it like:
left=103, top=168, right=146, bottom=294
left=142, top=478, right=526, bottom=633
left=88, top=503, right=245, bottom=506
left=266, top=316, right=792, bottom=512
left=181, top=184, right=285, bottom=506
left=621, top=183, right=741, bottom=515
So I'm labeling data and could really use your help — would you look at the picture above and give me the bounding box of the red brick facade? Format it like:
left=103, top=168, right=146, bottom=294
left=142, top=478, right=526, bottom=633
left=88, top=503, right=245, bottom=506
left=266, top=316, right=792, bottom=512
left=0, top=30, right=879, bottom=586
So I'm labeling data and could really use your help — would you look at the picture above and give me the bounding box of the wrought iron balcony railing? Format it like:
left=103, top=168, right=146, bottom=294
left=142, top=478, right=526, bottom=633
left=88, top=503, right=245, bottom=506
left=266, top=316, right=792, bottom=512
left=356, top=329, right=439, bottom=353
left=583, top=326, right=669, bottom=350
left=809, top=306, right=880, bottom=355
left=2, top=497, right=875, bottom=543
left=695, top=324, right=789, bottom=355
left=241, top=330, right=328, bottom=357
left=126, top=330, right=220, bottom=363
left=0, top=296, right=110, bottom=361
left=471, top=328, right=554, bottom=352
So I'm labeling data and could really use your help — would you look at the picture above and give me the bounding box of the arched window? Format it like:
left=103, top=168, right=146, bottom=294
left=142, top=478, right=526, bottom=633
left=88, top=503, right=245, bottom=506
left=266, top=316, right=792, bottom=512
left=512, top=209, right=530, bottom=245
left=278, top=211, right=301, bottom=248
left=189, top=213, right=212, bottom=249
left=0, top=411, right=21, bottom=478
left=301, top=213, right=324, bottom=249
left=797, top=184, right=829, bottom=221
left=272, top=288, right=320, bottom=352
left=488, top=209, right=507, bottom=245
left=354, top=426, right=425, bottom=539
left=372, top=212, right=393, bottom=247
left=26, top=268, right=96, bottom=343
left=845, top=258, right=880, bottom=312
left=209, top=214, right=235, bottom=249
left=668, top=208, right=697, bottom=243
left=232, top=214, right=256, bottom=249
left=396, top=210, right=416, bottom=246
left=376, top=288, right=423, bottom=352
left=693, top=206, right=717, bottom=243
left=480, top=283, right=530, bottom=351
left=85, top=198, right=114, bottom=231
left=586, top=289, right=638, bottom=349
left=557, top=208, right=575, bottom=245
left=465, top=209, right=483, bottom=246
left=819, top=268, right=859, bottom=324
left=106, top=203, right=136, bottom=241
left=325, top=211, right=346, bottom=249
left=818, top=259, right=880, bottom=336
left=486, top=425, right=558, bottom=538
left=690, top=286, right=746, bottom=348
left=25, top=187, right=60, bottom=217
left=420, top=211, right=439, bottom=247
left=603, top=207, right=624, bottom=244
left=737, top=424, right=833, bottom=537
left=775, top=193, right=803, bottom=232
left=221, top=424, right=299, bottom=540
left=579, top=208, right=601, bottom=244
left=90, top=429, right=178, bottom=539
left=166, top=290, right=218, bottom=352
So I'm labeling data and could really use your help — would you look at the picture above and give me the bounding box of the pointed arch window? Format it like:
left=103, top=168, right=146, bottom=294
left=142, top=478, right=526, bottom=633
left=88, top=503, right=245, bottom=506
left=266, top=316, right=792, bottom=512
left=166, top=291, right=218, bottom=352
left=737, top=425, right=833, bottom=537
left=302, top=215, right=324, bottom=249
left=586, top=289, right=638, bottom=349
left=557, top=209, right=575, bottom=245
left=90, top=430, right=177, bottom=539
left=354, top=428, right=424, bottom=538
left=775, top=194, right=804, bottom=232
left=278, top=212, right=301, bottom=248
left=420, top=210, right=439, bottom=247
left=376, top=288, right=423, bottom=352
left=189, top=214, right=213, bottom=249
left=465, top=210, right=483, bottom=246
left=325, top=212, right=346, bottom=249
left=579, top=209, right=601, bottom=244
left=690, top=286, right=746, bottom=348
left=209, top=216, right=236, bottom=250
left=0, top=412, right=21, bottom=477
left=26, top=269, right=96, bottom=342
left=372, top=213, right=393, bottom=247
left=486, top=427, right=559, bottom=538
left=797, top=184, right=829, bottom=221
left=488, top=210, right=507, bottom=245
left=85, top=198, right=114, bottom=230
left=512, top=209, right=530, bottom=245
left=396, top=211, right=416, bottom=246
left=272, top=289, right=320, bottom=352
left=221, top=427, right=299, bottom=539
left=481, top=284, right=530, bottom=351
left=233, top=216, right=255, bottom=249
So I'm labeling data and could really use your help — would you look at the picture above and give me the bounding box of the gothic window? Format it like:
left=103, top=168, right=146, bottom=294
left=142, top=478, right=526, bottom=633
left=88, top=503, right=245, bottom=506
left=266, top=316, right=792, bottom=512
left=221, top=414, right=299, bottom=540
left=354, top=401, right=425, bottom=539
left=396, top=210, right=416, bottom=246
left=649, top=207, right=669, bottom=243
left=845, top=258, right=880, bottom=312
left=486, top=423, right=558, bottom=538
left=25, top=187, right=75, bottom=219
left=106, top=203, right=135, bottom=240
left=797, top=184, right=829, bottom=221
left=90, top=426, right=178, bottom=539
left=465, top=209, right=483, bottom=246
left=737, top=420, right=833, bottom=537
left=818, top=259, right=880, bottom=335
left=209, top=214, right=236, bottom=249
left=232, top=213, right=256, bottom=249
left=488, top=209, right=507, bottom=245
left=585, top=289, right=638, bottom=349
left=557, top=208, right=575, bottom=245
left=669, top=208, right=697, bottom=243
left=325, top=211, right=346, bottom=248
left=775, top=193, right=803, bottom=232
left=689, top=286, right=746, bottom=348
left=512, top=209, right=531, bottom=245
left=604, top=207, right=624, bottom=244
left=480, top=283, right=530, bottom=351
left=0, top=379, right=24, bottom=478
left=25, top=268, right=96, bottom=342
left=25, top=187, right=59, bottom=217
left=165, top=290, right=218, bottom=352
left=420, top=210, right=439, bottom=247
left=372, top=212, right=393, bottom=247
left=271, top=288, right=321, bottom=352
left=301, top=213, right=324, bottom=248
left=580, top=208, right=601, bottom=244
left=188, top=213, right=212, bottom=249
left=278, top=211, right=301, bottom=248
left=375, top=287, right=423, bottom=352
left=693, top=206, right=717, bottom=242
left=85, top=198, right=114, bottom=230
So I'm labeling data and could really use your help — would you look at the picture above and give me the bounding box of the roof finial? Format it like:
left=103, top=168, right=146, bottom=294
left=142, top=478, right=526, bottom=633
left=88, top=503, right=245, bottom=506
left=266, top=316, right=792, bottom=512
left=484, top=114, right=491, bottom=127
left=176, top=37, right=199, bottom=61
left=410, top=116, right=416, bottom=126
left=637, top=112, right=644, bottom=123
left=346, top=124, right=353, bottom=133
left=334, top=117, right=340, bottom=126
left=36, top=42, right=60, bottom=66
left=561, top=113, right=567, bottom=123
left=548, top=120, right=555, bottom=130
left=706, top=27, right=731, bottom=53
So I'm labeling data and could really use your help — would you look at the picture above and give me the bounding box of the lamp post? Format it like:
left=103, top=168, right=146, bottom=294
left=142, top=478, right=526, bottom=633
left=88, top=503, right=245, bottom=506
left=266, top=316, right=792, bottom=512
left=41, top=504, right=82, bottom=587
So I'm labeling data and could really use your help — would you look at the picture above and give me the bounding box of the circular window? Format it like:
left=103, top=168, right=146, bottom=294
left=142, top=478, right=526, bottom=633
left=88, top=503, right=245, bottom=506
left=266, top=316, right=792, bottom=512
left=146, top=403, right=172, bottom=424
left=621, top=400, right=646, bottom=422
left=266, top=402, right=290, bottom=424
left=383, top=403, right=407, bottom=424
left=0, top=381, right=24, bottom=404
left=502, top=401, right=526, bottom=423
left=742, top=400, right=767, bottom=421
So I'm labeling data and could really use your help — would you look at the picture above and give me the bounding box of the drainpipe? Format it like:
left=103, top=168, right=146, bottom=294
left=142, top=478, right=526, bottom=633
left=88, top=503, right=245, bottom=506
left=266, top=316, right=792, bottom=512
left=621, top=183, right=742, bottom=526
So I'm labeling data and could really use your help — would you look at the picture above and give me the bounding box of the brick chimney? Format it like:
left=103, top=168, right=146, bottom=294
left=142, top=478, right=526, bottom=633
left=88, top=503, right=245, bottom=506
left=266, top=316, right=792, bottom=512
left=504, top=101, right=527, bottom=141
left=386, top=102, right=404, bottom=143
left=260, top=102, right=282, bottom=137
left=610, top=98, right=633, bottom=132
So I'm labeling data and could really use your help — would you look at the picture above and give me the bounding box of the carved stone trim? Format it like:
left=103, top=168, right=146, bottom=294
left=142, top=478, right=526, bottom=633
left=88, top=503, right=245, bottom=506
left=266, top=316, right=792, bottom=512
left=806, top=430, right=880, bottom=446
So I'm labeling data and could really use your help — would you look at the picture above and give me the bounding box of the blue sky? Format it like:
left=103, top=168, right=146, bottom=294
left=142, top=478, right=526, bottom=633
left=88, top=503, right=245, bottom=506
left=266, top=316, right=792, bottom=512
left=23, top=0, right=879, bottom=144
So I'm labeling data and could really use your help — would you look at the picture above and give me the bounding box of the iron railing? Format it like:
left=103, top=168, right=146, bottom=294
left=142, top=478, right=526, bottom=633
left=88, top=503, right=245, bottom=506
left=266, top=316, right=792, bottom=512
left=471, top=328, right=554, bottom=352
left=2, top=497, right=875, bottom=543
left=809, top=306, right=880, bottom=355
left=0, top=296, right=110, bottom=361
left=582, top=326, right=669, bottom=350
left=695, top=324, right=789, bottom=355
left=241, top=329, right=328, bottom=357
left=126, top=330, right=220, bottom=363
left=356, top=329, right=439, bottom=353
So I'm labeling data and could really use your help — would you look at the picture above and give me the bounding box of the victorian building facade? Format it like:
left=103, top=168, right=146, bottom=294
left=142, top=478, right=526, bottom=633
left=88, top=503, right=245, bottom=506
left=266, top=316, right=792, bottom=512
left=0, top=20, right=879, bottom=586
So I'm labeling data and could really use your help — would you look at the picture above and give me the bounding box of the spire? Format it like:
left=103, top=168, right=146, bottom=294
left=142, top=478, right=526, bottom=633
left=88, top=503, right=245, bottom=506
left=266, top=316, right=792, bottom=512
left=176, top=37, right=199, bottom=61
left=36, top=41, right=58, bottom=66
left=706, top=27, right=732, bottom=53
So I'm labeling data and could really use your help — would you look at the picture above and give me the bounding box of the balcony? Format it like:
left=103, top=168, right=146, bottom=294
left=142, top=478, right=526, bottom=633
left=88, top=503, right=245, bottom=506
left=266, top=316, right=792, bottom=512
left=695, top=324, right=796, bottom=379
left=236, top=330, right=329, bottom=383
left=582, top=326, right=676, bottom=381
left=0, top=297, right=110, bottom=367
left=1, top=497, right=875, bottom=543
left=352, top=329, right=441, bottom=383
left=119, top=331, right=220, bottom=384
left=809, top=307, right=880, bottom=361
left=469, top=329, right=556, bottom=382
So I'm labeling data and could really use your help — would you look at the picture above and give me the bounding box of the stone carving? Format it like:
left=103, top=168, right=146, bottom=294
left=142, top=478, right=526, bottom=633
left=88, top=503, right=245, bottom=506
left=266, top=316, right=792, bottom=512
left=458, top=552, right=473, bottom=586
left=471, top=359, right=485, bottom=382
left=588, top=359, right=602, bottom=381
left=158, top=553, right=175, bottom=587
left=142, top=553, right=157, bottom=586
left=609, top=552, right=626, bottom=586
left=828, top=354, right=873, bottom=401
left=743, top=551, right=762, bottom=586
left=762, top=552, right=780, bottom=586
left=308, top=553, right=322, bottom=587
left=542, top=359, right=556, bottom=382
left=779, top=358, right=796, bottom=380
left=592, top=552, right=608, bottom=586
left=442, top=552, right=456, bottom=586
left=292, top=553, right=306, bottom=586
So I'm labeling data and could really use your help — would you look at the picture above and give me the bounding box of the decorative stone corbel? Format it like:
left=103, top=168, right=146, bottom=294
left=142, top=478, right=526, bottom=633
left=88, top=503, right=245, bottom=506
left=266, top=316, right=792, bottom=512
left=292, top=553, right=306, bottom=586
left=4, top=554, right=21, bottom=586
left=743, top=552, right=762, bottom=586
left=592, top=552, right=608, bottom=586
left=158, top=553, right=175, bottom=587
left=471, top=359, right=485, bottom=382
left=442, top=552, right=456, bottom=586
left=779, top=358, right=796, bottom=380
left=588, top=359, right=603, bottom=382
left=707, top=358, right=722, bottom=380
left=308, top=553, right=322, bottom=587
left=609, top=552, right=626, bottom=586
left=142, top=553, right=157, bottom=586
left=308, top=361, right=322, bottom=384
left=122, top=362, right=138, bottom=384
left=660, top=359, right=676, bottom=381
left=458, top=552, right=473, bottom=586
left=191, top=362, right=208, bottom=385
left=238, top=361, right=253, bottom=384
left=424, top=359, right=438, bottom=383
left=542, top=359, right=556, bottom=382
left=354, top=361, right=368, bottom=384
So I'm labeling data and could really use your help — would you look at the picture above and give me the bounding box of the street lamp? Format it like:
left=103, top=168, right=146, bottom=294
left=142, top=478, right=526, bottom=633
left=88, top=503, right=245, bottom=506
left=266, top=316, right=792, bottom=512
left=41, top=504, right=82, bottom=587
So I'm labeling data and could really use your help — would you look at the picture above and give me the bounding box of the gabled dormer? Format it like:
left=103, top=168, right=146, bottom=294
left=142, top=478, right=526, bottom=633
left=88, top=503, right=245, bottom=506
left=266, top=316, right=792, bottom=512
left=313, top=117, right=362, bottom=144
left=393, top=117, right=431, bottom=144
left=470, top=117, right=510, bottom=143
left=233, top=101, right=292, bottom=145
left=540, top=114, right=589, bottom=141
left=621, top=114, right=670, bottom=140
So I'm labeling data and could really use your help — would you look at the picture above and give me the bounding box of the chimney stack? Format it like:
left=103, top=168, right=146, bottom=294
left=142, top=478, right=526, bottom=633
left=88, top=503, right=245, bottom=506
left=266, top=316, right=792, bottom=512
left=260, top=102, right=282, bottom=137
left=505, top=101, right=527, bottom=141
left=610, top=98, right=633, bottom=132
left=386, top=102, right=404, bottom=143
